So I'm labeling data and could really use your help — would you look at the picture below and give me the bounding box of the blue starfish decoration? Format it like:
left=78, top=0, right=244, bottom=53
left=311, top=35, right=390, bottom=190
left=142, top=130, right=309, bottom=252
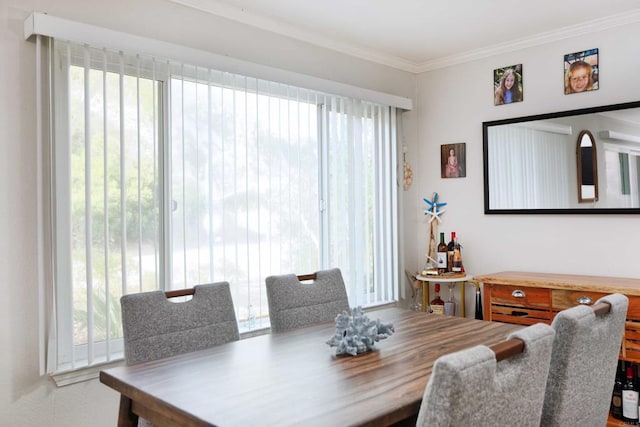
left=423, top=192, right=447, bottom=223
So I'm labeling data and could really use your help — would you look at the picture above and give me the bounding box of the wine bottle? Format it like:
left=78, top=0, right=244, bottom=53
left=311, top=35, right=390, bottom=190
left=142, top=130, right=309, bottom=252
left=622, top=364, right=639, bottom=424
left=475, top=286, right=483, bottom=320
left=446, top=231, right=456, bottom=272
left=437, top=232, right=448, bottom=274
left=430, top=283, right=445, bottom=315
left=611, top=360, right=623, bottom=419
left=452, top=236, right=463, bottom=273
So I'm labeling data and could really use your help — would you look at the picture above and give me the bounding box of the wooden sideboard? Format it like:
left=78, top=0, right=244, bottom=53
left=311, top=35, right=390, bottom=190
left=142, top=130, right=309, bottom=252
left=475, top=271, right=640, bottom=362
left=475, top=271, right=640, bottom=427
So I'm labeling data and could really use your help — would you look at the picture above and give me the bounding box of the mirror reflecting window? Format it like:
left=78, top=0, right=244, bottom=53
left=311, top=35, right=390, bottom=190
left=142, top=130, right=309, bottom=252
left=577, top=130, right=598, bottom=203
left=483, top=101, right=640, bottom=214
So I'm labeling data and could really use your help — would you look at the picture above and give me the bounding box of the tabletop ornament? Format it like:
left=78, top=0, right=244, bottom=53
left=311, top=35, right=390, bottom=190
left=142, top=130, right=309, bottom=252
left=402, top=144, right=413, bottom=191
left=423, top=192, right=447, bottom=269
left=326, top=307, right=395, bottom=356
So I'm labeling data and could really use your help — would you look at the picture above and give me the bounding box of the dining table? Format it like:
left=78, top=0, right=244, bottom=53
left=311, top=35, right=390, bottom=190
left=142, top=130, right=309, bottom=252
left=100, top=307, right=522, bottom=426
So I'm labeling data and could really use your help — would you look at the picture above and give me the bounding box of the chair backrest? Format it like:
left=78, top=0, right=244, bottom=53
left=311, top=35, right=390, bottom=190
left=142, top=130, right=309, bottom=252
left=265, top=268, right=350, bottom=333
left=121, top=281, right=240, bottom=365
left=540, top=293, right=628, bottom=427
left=417, top=322, right=556, bottom=427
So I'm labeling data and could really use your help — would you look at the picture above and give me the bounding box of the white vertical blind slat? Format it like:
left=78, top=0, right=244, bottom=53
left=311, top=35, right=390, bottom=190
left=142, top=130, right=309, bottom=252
left=152, top=59, right=159, bottom=291
left=391, top=107, right=399, bottom=302
left=63, top=42, right=75, bottom=369
left=180, top=64, right=187, bottom=289
left=195, top=66, right=201, bottom=285
left=207, top=70, right=214, bottom=282
left=36, top=34, right=47, bottom=374
left=102, top=49, right=111, bottom=360
left=136, top=56, right=143, bottom=293
left=119, top=52, right=127, bottom=299
left=232, top=74, right=239, bottom=298
left=244, top=76, right=250, bottom=316
left=256, top=79, right=264, bottom=323
left=82, top=45, right=94, bottom=366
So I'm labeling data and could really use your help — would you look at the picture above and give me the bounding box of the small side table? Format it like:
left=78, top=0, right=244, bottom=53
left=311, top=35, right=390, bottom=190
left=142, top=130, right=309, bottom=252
left=416, top=274, right=473, bottom=317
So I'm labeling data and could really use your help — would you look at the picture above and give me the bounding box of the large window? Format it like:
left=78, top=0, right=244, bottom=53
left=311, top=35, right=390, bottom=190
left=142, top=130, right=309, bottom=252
left=48, top=39, right=399, bottom=373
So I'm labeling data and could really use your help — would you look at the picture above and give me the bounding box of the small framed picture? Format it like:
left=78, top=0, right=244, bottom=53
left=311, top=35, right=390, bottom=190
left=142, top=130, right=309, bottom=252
left=564, top=48, right=599, bottom=95
left=441, top=143, right=466, bottom=179
left=493, top=64, right=523, bottom=106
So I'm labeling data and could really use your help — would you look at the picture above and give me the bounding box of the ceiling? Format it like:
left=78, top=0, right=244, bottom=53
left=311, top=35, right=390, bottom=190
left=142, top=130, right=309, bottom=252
left=170, top=0, right=640, bottom=73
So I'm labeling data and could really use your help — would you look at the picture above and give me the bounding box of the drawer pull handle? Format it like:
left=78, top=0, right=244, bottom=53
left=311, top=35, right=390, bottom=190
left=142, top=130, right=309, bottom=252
left=511, top=311, right=528, bottom=317
left=511, top=290, right=526, bottom=298
left=577, top=295, right=593, bottom=305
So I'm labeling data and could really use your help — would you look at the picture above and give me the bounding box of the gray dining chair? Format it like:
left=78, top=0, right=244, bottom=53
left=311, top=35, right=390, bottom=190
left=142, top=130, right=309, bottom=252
left=265, top=268, right=350, bottom=333
left=416, top=322, right=556, bottom=427
left=540, top=293, right=628, bottom=427
left=121, top=281, right=240, bottom=366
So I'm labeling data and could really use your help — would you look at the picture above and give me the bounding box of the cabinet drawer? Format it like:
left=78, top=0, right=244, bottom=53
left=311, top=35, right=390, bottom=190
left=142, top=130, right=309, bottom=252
left=551, top=289, right=608, bottom=310
left=489, top=284, right=551, bottom=308
left=490, top=305, right=552, bottom=326
left=625, top=296, right=640, bottom=321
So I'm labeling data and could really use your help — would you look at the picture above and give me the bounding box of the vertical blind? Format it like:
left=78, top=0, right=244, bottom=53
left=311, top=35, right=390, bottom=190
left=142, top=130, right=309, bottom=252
left=604, top=144, right=640, bottom=207
left=44, top=38, right=400, bottom=373
left=488, top=126, right=570, bottom=209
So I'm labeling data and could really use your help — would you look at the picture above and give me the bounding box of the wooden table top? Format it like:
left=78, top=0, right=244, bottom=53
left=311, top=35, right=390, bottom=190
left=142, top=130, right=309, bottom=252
left=100, top=307, right=521, bottom=427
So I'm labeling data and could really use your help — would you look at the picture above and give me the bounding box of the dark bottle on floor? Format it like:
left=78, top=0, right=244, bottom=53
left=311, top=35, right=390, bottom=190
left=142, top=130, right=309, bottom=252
left=474, top=286, right=483, bottom=320
left=611, top=360, right=623, bottom=419
left=622, top=364, right=639, bottom=424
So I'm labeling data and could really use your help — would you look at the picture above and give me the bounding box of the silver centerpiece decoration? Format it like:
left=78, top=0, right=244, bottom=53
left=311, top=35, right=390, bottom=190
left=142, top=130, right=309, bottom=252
left=326, top=307, right=395, bottom=356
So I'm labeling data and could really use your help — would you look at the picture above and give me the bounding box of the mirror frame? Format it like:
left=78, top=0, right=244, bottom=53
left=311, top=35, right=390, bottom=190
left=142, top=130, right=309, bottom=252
left=576, top=130, right=598, bottom=204
left=483, top=100, right=640, bottom=214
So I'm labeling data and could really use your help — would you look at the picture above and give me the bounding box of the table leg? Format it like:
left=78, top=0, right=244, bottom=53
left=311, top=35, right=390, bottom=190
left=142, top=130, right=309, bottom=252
left=422, top=282, right=429, bottom=312
left=461, top=281, right=466, bottom=318
left=117, top=395, right=138, bottom=427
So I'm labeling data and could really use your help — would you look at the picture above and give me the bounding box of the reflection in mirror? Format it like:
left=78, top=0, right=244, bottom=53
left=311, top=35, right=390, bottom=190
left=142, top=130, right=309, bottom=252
left=483, top=101, right=640, bottom=214
left=577, top=130, right=598, bottom=203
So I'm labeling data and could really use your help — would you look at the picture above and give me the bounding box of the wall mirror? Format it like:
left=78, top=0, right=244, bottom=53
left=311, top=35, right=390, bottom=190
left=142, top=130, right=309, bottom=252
left=483, top=101, right=640, bottom=214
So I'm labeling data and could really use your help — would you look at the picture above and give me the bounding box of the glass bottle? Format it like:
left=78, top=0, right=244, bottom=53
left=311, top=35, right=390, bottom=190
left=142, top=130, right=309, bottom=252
left=475, top=285, right=483, bottom=320
left=611, top=360, right=623, bottom=419
left=452, top=236, right=463, bottom=273
left=430, top=283, right=445, bottom=315
left=446, top=231, right=456, bottom=272
left=622, top=364, right=639, bottom=424
left=437, top=232, right=448, bottom=274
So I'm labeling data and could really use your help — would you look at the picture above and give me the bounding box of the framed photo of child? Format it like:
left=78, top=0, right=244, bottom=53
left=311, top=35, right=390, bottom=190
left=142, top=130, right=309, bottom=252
left=493, top=64, right=523, bottom=106
left=441, top=143, right=466, bottom=179
left=564, top=48, right=599, bottom=95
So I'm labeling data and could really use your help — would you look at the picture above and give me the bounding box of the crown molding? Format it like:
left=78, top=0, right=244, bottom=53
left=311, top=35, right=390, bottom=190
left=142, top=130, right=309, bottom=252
left=415, top=8, right=640, bottom=72
left=168, top=1, right=640, bottom=74
left=168, top=0, right=421, bottom=72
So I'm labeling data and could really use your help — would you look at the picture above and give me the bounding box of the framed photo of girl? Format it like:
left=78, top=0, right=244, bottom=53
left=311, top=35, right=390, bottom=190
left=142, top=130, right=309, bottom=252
left=564, top=48, right=599, bottom=95
left=493, top=64, right=523, bottom=106
left=441, top=143, right=466, bottom=179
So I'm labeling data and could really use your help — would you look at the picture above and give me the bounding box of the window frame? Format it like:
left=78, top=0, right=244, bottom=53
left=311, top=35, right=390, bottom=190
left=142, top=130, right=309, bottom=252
left=49, top=40, right=400, bottom=379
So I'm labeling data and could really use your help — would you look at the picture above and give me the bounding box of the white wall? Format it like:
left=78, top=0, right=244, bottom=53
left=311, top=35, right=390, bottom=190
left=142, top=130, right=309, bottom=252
left=406, top=22, right=640, bottom=303
left=0, top=0, right=415, bottom=425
